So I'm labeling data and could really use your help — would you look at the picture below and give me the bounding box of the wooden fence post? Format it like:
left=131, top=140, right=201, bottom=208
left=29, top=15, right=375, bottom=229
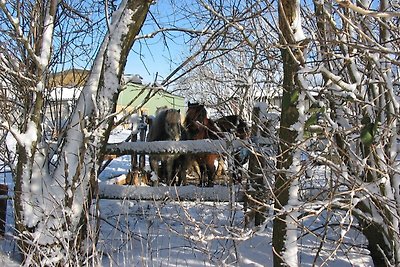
left=0, top=184, right=8, bottom=236
left=129, top=113, right=148, bottom=185
left=130, top=123, right=138, bottom=171
left=138, top=114, right=147, bottom=170
left=129, top=117, right=139, bottom=185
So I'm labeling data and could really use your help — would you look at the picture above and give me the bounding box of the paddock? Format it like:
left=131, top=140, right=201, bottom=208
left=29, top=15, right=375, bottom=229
left=99, top=105, right=274, bottom=228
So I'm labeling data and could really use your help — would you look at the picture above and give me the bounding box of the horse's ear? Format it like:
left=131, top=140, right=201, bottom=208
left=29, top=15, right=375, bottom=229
left=188, top=102, right=199, bottom=107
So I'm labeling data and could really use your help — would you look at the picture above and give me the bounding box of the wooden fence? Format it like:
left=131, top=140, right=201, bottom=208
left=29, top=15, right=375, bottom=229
left=101, top=138, right=250, bottom=202
left=100, top=109, right=275, bottom=227
left=98, top=183, right=244, bottom=202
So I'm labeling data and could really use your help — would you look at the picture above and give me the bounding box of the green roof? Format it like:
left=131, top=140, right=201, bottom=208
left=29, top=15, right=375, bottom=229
left=117, top=83, right=185, bottom=116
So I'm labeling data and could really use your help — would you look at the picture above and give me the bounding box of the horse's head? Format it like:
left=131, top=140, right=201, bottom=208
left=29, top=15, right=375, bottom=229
left=164, top=109, right=181, bottom=141
left=186, top=104, right=207, bottom=123
left=184, top=103, right=210, bottom=139
left=236, top=118, right=251, bottom=139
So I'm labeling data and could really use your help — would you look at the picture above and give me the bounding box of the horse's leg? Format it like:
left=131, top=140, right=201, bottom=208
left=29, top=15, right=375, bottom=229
left=193, top=160, right=202, bottom=183
left=205, top=154, right=218, bottom=187
left=165, top=157, right=176, bottom=186
left=164, top=159, right=170, bottom=185
left=199, top=163, right=207, bottom=187
left=233, top=147, right=250, bottom=184
left=216, top=157, right=225, bottom=176
left=217, top=157, right=231, bottom=185
left=175, top=155, right=188, bottom=186
left=162, top=159, right=171, bottom=185
left=233, top=151, right=246, bottom=183
left=149, top=155, right=159, bottom=186
left=193, top=157, right=208, bottom=186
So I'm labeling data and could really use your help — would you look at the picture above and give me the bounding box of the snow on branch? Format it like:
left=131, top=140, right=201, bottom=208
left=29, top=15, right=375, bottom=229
left=336, top=0, right=400, bottom=18
left=0, top=1, right=44, bottom=69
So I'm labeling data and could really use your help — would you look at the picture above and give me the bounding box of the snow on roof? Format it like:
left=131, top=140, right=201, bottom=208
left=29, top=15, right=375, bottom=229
left=124, top=74, right=143, bottom=84
left=49, top=87, right=82, bottom=101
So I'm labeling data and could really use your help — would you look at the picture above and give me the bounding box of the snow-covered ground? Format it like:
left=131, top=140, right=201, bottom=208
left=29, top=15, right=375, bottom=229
left=96, top=199, right=371, bottom=266
left=0, top=129, right=373, bottom=266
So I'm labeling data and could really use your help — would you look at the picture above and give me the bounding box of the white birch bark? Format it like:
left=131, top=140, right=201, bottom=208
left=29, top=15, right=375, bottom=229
left=11, top=0, right=152, bottom=265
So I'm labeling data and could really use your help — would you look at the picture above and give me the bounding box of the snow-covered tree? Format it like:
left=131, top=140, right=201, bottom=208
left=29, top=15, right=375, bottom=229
left=1, top=0, right=399, bottom=265
left=170, top=0, right=400, bottom=265
left=309, top=1, right=400, bottom=265
left=1, top=0, right=152, bottom=265
left=272, top=0, right=307, bottom=266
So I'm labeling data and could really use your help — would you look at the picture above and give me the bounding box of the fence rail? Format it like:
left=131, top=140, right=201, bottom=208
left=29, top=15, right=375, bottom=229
left=105, top=139, right=251, bottom=156
left=99, top=183, right=245, bottom=202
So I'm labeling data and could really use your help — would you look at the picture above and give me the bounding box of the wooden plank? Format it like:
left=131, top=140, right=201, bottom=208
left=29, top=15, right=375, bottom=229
left=98, top=183, right=245, bottom=202
left=105, top=139, right=250, bottom=156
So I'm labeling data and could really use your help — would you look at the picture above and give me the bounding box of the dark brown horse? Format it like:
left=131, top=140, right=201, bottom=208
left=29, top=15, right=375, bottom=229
left=214, top=115, right=251, bottom=182
left=182, top=103, right=221, bottom=186
left=214, top=115, right=250, bottom=140
left=182, top=103, right=251, bottom=185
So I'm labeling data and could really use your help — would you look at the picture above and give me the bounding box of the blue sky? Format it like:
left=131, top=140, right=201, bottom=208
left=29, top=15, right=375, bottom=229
left=125, top=35, right=182, bottom=84
left=125, top=1, right=192, bottom=84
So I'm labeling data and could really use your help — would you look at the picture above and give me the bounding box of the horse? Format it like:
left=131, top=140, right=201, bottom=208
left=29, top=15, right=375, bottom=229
left=147, top=108, right=182, bottom=185
left=214, top=115, right=250, bottom=140
left=214, top=115, right=251, bottom=182
left=182, top=103, right=222, bottom=187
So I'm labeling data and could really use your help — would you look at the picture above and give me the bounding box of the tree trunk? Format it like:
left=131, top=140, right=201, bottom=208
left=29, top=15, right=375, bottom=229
left=13, top=0, right=152, bottom=265
left=245, top=106, right=267, bottom=227
left=273, top=0, right=306, bottom=266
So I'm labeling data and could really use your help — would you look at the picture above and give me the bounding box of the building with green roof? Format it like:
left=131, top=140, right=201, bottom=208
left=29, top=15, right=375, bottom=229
left=117, top=81, right=185, bottom=118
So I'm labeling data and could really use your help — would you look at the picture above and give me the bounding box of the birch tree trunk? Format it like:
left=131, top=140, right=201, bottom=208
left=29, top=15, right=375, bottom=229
left=272, top=0, right=306, bottom=266
left=12, top=0, right=152, bottom=265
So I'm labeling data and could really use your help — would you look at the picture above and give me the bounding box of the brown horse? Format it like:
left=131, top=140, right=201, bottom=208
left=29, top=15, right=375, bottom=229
left=182, top=103, right=221, bottom=186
